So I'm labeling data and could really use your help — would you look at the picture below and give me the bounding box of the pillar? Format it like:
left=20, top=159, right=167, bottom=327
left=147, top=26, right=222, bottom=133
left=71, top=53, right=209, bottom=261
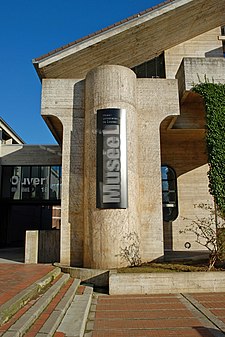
left=84, top=65, right=140, bottom=269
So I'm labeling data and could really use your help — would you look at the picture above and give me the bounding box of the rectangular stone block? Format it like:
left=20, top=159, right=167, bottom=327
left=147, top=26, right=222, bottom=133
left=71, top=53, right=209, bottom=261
left=109, top=271, right=225, bottom=295
left=25, top=230, right=38, bottom=264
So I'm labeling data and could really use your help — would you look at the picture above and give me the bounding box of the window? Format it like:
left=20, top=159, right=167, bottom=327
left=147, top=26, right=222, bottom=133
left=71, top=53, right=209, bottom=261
left=50, top=166, right=62, bottom=200
left=161, top=165, right=178, bottom=222
left=222, top=26, right=225, bottom=56
left=21, top=166, right=31, bottom=200
left=132, top=53, right=166, bottom=78
left=1, top=165, right=61, bottom=201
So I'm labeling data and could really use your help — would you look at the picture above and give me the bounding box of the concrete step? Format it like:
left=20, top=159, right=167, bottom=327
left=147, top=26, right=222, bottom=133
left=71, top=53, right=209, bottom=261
left=0, top=273, right=94, bottom=337
left=30, top=278, right=81, bottom=337
left=1, top=273, right=70, bottom=336
left=0, top=266, right=61, bottom=326
left=56, top=285, right=94, bottom=337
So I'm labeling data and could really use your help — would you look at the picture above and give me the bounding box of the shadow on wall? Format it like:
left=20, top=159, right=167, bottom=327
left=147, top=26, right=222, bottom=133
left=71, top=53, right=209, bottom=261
left=205, top=47, right=224, bottom=57
left=160, top=93, right=208, bottom=177
left=194, top=326, right=225, bottom=337
left=69, top=80, right=85, bottom=267
left=164, top=250, right=209, bottom=262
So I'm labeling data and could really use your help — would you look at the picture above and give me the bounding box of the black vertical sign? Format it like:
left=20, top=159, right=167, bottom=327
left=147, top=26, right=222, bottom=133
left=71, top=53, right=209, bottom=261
left=97, top=108, right=128, bottom=209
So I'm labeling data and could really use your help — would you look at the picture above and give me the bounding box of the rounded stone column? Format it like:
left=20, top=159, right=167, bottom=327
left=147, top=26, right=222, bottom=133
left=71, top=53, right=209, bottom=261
left=84, top=65, right=140, bottom=269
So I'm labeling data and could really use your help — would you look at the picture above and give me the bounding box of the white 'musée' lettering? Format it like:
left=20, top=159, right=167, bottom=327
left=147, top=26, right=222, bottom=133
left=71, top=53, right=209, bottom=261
left=102, top=124, right=121, bottom=203
left=103, top=185, right=120, bottom=203
left=105, top=171, right=120, bottom=184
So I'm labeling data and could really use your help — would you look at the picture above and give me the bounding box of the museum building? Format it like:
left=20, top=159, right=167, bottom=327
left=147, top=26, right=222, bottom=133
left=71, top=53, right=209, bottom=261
left=1, top=0, right=225, bottom=268
left=0, top=118, right=62, bottom=252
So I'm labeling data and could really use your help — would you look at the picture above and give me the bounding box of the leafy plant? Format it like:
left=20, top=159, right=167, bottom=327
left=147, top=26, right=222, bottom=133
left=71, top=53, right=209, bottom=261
left=180, top=203, right=225, bottom=270
left=192, top=81, right=225, bottom=218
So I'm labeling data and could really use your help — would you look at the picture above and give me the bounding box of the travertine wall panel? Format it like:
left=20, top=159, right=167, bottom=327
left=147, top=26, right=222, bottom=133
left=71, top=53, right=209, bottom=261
left=165, top=28, right=223, bottom=79
left=177, top=57, right=225, bottom=98
left=41, top=79, right=84, bottom=266
left=160, top=94, right=212, bottom=252
left=173, top=165, right=213, bottom=251
left=137, top=79, right=180, bottom=261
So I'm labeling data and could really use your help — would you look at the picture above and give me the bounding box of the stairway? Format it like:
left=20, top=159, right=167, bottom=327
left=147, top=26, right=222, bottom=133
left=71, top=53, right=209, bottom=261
left=0, top=271, right=93, bottom=337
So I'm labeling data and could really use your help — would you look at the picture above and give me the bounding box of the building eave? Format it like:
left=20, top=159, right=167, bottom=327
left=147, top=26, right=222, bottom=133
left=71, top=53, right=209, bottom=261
left=33, top=0, right=177, bottom=67
left=0, top=117, right=25, bottom=144
left=33, top=0, right=225, bottom=80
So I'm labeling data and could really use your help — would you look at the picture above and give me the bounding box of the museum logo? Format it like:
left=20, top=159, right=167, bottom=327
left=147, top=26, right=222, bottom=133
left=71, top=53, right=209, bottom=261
left=97, top=108, right=128, bottom=209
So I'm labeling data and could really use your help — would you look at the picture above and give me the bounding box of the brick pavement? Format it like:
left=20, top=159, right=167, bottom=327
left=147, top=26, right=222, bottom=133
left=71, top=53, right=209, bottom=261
left=0, top=263, right=55, bottom=306
left=86, top=294, right=225, bottom=337
left=191, top=293, right=225, bottom=321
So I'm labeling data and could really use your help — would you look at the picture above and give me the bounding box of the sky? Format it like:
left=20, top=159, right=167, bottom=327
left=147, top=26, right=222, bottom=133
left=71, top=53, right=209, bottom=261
left=0, top=0, right=162, bottom=144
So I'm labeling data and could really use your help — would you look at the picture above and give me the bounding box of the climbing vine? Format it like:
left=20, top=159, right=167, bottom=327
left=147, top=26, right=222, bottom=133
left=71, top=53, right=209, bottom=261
left=192, top=81, right=225, bottom=218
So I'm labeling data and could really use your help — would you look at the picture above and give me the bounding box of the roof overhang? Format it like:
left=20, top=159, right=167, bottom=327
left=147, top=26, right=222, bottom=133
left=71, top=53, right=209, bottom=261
left=0, top=117, right=25, bottom=144
left=33, top=0, right=225, bottom=80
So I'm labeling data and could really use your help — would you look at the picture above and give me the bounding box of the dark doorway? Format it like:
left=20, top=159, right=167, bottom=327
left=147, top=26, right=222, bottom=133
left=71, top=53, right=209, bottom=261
left=0, top=203, right=53, bottom=248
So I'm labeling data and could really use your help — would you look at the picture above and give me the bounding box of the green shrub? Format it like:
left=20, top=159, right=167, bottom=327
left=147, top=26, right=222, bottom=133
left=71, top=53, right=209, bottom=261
left=192, top=82, right=225, bottom=218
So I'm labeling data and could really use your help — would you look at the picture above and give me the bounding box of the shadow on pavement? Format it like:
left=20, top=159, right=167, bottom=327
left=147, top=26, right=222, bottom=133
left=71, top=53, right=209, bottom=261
left=0, top=247, right=24, bottom=263
left=195, top=327, right=225, bottom=337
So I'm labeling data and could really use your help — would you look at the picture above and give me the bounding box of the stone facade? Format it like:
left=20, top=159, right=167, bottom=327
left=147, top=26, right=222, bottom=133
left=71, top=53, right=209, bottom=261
left=38, top=12, right=225, bottom=268
left=41, top=66, right=181, bottom=268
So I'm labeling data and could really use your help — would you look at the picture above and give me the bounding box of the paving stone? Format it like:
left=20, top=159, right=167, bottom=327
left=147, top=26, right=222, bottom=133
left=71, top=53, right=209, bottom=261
left=85, top=293, right=225, bottom=337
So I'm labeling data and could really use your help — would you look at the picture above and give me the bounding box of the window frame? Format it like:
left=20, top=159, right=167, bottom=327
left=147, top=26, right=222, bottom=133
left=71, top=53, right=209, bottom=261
left=1, top=165, right=61, bottom=203
left=161, top=165, right=178, bottom=222
left=132, top=53, right=166, bottom=79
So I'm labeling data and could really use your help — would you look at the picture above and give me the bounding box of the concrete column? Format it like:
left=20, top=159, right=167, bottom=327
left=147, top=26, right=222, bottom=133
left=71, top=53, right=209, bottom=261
left=41, top=79, right=85, bottom=267
left=84, top=65, right=140, bottom=269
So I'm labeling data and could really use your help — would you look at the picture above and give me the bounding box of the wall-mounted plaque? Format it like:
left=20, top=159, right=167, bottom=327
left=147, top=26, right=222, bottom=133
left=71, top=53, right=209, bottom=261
left=97, top=108, right=128, bottom=209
